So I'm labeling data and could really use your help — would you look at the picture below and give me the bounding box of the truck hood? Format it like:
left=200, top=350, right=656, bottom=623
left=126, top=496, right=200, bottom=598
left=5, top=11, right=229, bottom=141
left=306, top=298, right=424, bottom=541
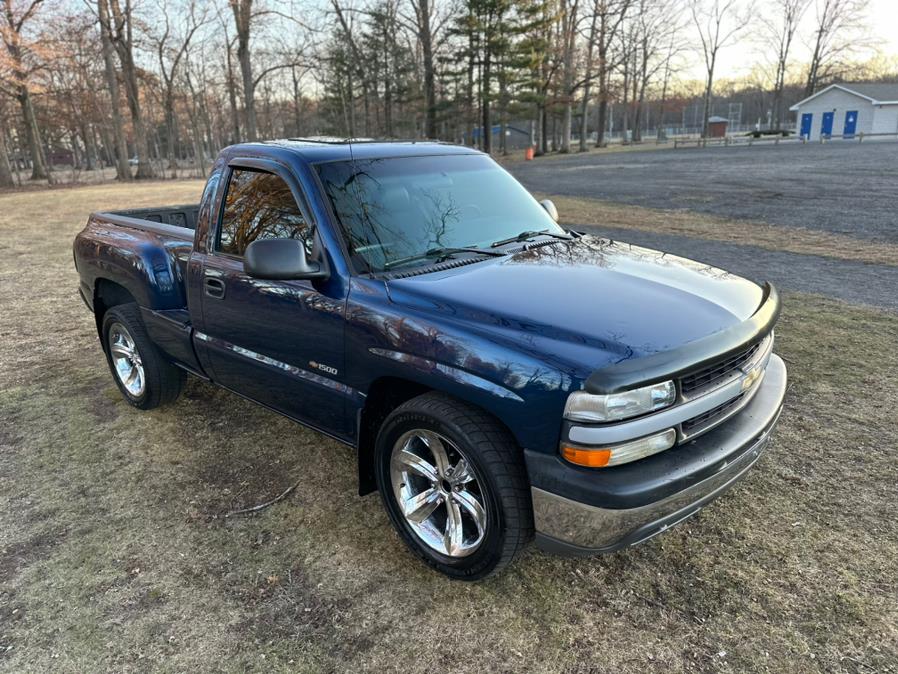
left=384, top=236, right=765, bottom=376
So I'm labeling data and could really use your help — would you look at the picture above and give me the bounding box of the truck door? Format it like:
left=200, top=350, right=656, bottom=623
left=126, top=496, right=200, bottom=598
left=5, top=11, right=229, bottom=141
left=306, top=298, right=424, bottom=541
left=821, top=111, right=834, bottom=138
left=196, top=159, right=351, bottom=438
left=800, top=113, right=813, bottom=139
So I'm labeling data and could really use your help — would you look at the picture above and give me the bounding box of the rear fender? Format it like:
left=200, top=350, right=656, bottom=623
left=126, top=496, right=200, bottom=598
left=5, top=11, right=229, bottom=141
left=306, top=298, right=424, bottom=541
left=74, top=219, right=191, bottom=312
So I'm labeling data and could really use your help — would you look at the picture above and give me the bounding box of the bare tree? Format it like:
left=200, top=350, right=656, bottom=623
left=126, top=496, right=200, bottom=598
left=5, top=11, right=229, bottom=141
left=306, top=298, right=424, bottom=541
left=558, top=0, right=581, bottom=152
left=631, top=0, right=683, bottom=141
left=330, top=0, right=370, bottom=136
left=758, top=0, right=808, bottom=128
left=804, top=0, right=865, bottom=96
left=182, top=56, right=207, bottom=177
left=1, top=0, right=49, bottom=180
left=0, top=97, right=14, bottom=186
left=96, top=0, right=131, bottom=180
left=218, top=12, right=242, bottom=143
left=690, top=0, right=746, bottom=137
left=408, top=0, right=437, bottom=138
left=588, top=0, right=630, bottom=148
left=102, top=0, right=157, bottom=178
left=149, top=0, right=206, bottom=176
left=229, top=0, right=257, bottom=139
left=654, top=24, right=686, bottom=137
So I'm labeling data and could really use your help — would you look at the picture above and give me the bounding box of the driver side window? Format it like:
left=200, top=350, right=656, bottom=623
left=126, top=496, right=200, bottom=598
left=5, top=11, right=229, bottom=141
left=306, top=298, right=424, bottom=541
left=217, top=168, right=312, bottom=257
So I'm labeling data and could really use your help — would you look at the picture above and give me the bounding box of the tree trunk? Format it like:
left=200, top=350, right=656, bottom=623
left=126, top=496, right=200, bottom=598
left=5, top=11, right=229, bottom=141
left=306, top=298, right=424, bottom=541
left=482, top=47, right=492, bottom=154
left=188, top=108, right=205, bottom=178
left=0, top=125, right=14, bottom=187
left=383, top=23, right=393, bottom=137
left=701, top=61, right=714, bottom=138
left=107, top=0, right=155, bottom=179
left=578, top=87, right=590, bottom=152
left=97, top=1, right=130, bottom=179
left=82, top=123, right=99, bottom=170
left=165, top=90, right=178, bottom=176
left=103, top=1, right=147, bottom=178
left=292, top=66, right=303, bottom=135
left=237, top=41, right=255, bottom=139
left=466, top=31, right=475, bottom=147
left=595, top=47, right=608, bottom=147
left=16, top=88, right=47, bottom=180
left=561, top=103, right=572, bottom=153
left=805, top=24, right=824, bottom=96
left=418, top=0, right=436, bottom=138
left=345, top=64, right=356, bottom=137
left=120, top=64, right=154, bottom=178
left=231, top=0, right=256, bottom=140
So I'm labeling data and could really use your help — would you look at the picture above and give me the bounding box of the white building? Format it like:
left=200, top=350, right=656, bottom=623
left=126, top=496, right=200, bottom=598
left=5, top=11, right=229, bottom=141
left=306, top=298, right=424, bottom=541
left=789, top=83, right=898, bottom=141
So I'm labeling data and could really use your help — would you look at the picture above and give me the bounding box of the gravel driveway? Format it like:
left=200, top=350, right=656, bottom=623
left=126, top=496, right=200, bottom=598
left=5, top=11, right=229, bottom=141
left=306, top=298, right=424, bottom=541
left=510, top=141, right=898, bottom=244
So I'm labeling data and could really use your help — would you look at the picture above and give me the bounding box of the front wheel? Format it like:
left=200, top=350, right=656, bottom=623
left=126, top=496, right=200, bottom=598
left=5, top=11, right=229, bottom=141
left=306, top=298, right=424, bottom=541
left=374, top=392, right=533, bottom=580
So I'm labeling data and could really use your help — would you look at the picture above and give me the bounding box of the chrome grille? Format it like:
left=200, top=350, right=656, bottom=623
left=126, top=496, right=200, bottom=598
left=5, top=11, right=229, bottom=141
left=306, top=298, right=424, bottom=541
left=681, top=393, right=746, bottom=434
left=680, top=340, right=761, bottom=395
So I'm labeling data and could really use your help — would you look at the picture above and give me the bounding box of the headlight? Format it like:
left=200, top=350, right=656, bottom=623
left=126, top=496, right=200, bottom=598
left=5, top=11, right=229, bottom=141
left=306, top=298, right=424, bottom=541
left=564, top=380, right=676, bottom=423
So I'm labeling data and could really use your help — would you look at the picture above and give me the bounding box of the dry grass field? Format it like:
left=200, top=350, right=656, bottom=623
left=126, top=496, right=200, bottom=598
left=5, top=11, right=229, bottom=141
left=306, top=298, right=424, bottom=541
left=1, top=181, right=897, bottom=673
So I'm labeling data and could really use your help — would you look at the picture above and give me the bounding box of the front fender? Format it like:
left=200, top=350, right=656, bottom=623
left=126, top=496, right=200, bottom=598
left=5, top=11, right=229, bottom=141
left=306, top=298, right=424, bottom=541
left=347, top=279, right=574, bottom=454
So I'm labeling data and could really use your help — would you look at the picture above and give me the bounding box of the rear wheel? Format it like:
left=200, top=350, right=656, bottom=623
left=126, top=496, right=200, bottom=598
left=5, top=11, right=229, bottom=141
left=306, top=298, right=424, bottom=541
left=101, top=303, right=184, bottom=410
left=374, top=392, right=533, bottom=580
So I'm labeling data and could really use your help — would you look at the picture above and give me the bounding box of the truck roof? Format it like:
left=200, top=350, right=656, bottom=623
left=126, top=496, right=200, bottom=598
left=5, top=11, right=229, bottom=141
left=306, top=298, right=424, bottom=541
left=229, top=138, right=482, bottom=164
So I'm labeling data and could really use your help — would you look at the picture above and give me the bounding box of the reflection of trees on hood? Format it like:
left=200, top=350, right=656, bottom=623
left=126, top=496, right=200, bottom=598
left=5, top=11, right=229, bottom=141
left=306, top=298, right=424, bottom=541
left=509, top=234, right=738, bottom=281
left=345, top=300, right=571, bottom=393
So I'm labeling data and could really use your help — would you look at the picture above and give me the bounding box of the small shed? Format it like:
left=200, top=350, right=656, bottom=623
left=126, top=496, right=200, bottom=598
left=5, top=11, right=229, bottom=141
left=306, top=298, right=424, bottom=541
left=789, top=82, right=898, bottom=141
left=707, top=116, right=729, bottom=138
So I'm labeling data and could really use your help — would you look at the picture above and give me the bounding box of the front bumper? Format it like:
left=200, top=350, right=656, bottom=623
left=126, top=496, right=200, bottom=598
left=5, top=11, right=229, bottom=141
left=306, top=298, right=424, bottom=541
left=530, top=354, right=787, bottom=556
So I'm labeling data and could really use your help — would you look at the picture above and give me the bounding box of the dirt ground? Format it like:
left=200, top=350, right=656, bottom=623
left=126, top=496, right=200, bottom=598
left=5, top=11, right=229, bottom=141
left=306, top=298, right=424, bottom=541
left=1, top=181, right=897, bottom=673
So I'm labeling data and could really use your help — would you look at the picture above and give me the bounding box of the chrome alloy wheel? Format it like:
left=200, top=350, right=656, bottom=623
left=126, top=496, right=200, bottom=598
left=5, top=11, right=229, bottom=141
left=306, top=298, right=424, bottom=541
left=390, top=430, right=488, bottom=558
left=108, top=322, right=145, bottom=397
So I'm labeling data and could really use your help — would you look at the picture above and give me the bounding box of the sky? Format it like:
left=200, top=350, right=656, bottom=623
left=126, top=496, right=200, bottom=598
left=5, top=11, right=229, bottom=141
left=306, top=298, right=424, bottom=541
left=685, top=0, right=898, bottom=82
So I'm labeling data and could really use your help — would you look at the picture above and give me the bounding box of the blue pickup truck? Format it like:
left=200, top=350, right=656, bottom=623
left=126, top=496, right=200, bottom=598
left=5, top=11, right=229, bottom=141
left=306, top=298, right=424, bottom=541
left=73, top=140, right=786, bottom=579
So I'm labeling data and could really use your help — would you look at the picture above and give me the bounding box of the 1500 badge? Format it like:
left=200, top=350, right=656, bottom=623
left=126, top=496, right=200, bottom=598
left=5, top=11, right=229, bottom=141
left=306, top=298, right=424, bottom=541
left=309, top=360, right=338, bottom=376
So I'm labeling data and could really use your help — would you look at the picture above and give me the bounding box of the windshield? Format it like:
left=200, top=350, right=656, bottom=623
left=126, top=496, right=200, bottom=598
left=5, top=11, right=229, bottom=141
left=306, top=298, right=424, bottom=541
left=315, top=153, right=565, bottom=272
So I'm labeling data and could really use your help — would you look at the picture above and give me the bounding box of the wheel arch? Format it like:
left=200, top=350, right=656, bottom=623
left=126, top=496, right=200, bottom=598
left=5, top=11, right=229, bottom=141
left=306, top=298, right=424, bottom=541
left=93, top=279, right=138, bottom=339
left=356, top=375, right=523, bottom=496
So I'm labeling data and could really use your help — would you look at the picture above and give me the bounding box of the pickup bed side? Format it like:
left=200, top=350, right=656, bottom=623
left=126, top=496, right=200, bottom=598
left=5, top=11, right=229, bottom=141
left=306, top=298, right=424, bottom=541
left=74, top=211, right=207, bottom=379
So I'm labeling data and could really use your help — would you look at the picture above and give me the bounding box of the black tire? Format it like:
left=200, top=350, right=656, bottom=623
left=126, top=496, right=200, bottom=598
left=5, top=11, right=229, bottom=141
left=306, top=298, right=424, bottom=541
left=101, top=303, right=184, bottom=410
left=374, top=392, right=533, bottom=580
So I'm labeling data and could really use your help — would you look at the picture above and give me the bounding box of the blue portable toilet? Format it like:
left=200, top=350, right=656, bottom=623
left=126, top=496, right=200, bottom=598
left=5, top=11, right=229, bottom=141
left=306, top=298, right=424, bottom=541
left=800, top=113, right=813, bottom=139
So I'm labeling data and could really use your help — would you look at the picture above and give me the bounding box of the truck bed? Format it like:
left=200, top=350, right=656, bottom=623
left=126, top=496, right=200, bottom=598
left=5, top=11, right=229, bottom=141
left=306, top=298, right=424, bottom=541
left=108, top=204, right=201, bottom=230
left=74, top=204, right=200, bottom=314
left=73, top=203, right=206, bottom=377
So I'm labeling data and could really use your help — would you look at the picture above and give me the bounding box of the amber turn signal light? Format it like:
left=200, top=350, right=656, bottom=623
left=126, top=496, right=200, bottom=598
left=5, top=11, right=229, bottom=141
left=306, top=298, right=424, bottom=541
left=560, top=429, right=678, bottom=468
left=560, top=445, right=612, bottom=468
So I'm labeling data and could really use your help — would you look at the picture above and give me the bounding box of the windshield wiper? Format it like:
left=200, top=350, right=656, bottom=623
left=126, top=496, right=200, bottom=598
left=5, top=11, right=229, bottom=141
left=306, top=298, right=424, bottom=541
left=489, top=229, right=573, bottom=248
left=383, top=246, right=506, bottom=271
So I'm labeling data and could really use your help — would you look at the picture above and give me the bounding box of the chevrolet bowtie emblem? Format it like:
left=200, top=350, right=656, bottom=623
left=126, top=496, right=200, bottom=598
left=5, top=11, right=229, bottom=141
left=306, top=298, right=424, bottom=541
left=741, top=366, right=762, bottom=392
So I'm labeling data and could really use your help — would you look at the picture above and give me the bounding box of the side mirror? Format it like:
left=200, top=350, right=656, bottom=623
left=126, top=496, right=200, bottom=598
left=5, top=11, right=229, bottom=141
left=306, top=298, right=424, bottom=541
left=243, top=238, right=328, bottom=280
left=540, top=199, right=559, bottom=223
